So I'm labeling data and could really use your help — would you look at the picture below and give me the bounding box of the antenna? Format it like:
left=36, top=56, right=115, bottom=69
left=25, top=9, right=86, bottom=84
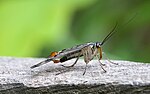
left=100, top=13, right=137, bottom=46
left=100, top=22, right=118, bottom=46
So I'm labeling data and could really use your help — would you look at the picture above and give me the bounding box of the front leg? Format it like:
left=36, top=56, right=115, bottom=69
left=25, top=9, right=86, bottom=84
left=96, top=55, right=107, bottom=72
left=102, top=52, right=118, bottom=65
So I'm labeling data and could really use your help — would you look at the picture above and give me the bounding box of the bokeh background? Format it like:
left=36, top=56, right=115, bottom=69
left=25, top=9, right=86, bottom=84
left=0, top=0, right=150, bottom=62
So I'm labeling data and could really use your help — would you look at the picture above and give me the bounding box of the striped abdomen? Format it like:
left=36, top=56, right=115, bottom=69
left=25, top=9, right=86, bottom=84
left=60, top=50, right=83, bottom=62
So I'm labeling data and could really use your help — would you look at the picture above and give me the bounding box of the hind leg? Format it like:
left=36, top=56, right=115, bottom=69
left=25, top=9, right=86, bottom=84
left=61, top=56, right=79, bottom=68
left=61, top=52, right=81, bottom=68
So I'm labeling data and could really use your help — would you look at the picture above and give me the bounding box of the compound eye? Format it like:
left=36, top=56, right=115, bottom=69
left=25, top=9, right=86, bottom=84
left=96, top=42, right=100, bottom=47
left=49, top=52, right=58, bottom=57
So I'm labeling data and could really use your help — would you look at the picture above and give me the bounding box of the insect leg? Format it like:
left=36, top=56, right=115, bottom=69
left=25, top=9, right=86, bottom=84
left=97, top=47, right=105, bottom=66
left=96, top=55, right=107, bottom=72
left=61, top=52, right=81, bottom=68
left=83, top=64, right=87, bottom=75
left=82, top=46, right=95, bottom=75
left=96, top=56, right=106, bottom=66
left=102, top=52, right=118, bottom=65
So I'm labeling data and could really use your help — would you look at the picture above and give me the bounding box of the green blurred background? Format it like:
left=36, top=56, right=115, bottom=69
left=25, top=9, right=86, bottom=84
left=0, top=0, right=150, bottom=62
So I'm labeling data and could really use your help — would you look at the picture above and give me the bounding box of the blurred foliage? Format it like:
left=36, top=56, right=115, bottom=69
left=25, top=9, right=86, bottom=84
left=0, top=0, right=150, bottom=62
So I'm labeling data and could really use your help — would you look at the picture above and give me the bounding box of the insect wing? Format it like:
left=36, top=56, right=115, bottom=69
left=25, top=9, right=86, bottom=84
left=30, top=57, right=56, bottom=69
left=30, top=43, right=94, bottom=69
left=56, top=43, right=94, bottom=58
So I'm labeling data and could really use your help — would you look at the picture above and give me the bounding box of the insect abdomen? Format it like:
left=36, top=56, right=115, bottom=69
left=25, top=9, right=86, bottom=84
left=49, top=52, right=60, bottom=63
left=60, top=50, right=82, bottom=62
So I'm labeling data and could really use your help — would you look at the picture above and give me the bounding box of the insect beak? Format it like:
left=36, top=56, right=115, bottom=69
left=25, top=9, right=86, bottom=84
left=97, top=47, right=102, bottom=60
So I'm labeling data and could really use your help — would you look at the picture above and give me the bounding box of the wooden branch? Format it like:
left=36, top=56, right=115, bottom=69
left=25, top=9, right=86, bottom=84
left=0, top=57, right=150, bottom=94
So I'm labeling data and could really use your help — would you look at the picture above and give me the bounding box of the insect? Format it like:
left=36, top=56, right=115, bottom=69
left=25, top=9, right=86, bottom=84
left=30, top=23, right=118, bottom=75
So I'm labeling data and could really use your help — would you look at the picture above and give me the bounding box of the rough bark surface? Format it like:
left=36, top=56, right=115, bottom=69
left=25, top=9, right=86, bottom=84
left=0, top=57, right=150, bottom=94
